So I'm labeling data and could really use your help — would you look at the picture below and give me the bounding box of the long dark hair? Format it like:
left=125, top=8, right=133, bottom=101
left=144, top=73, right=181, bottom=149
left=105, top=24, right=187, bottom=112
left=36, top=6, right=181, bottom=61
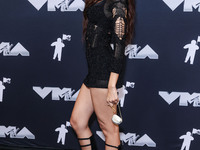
left=83, top=0, right=135, bottom=45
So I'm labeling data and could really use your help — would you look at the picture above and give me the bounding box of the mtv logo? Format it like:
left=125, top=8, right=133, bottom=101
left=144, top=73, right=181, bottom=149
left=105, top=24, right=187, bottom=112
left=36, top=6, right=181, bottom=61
left=3, top=77, right=11, bottom=84
left=62, top=34, right=71, bottom=41
left=126, top=81, right=135, bottom=88
left=192, top=128, right=200, bottom=135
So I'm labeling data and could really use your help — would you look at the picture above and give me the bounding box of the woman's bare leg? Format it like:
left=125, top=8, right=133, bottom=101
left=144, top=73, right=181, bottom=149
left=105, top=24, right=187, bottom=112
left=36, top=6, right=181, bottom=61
left=70, top=83, right=94, bottom=150
left=90, top=88, right=120, bottom=150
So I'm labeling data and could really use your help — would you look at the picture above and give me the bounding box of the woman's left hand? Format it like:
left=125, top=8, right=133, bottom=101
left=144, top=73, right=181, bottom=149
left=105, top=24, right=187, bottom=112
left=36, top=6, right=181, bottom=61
left=106, top=86, right=119, bottom=107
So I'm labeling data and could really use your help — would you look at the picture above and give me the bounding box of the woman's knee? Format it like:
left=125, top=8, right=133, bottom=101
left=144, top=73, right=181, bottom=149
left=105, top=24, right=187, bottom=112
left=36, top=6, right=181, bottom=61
left=70, top=115, right=88, bottom=131
left=69, top=116, right=77, bottom=130
left=98, top=120, right=119, bottom=137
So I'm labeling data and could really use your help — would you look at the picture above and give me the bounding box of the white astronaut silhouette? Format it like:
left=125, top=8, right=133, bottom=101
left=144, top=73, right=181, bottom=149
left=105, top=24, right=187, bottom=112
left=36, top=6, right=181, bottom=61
left=51, top=38, right=65, bottom=61
left=0, top=81, right=5, bottom=102
left=184, top=40, right=199, bottom=65
left=179, top=132, right=194, bottom=150
left=117, top=85, right=128, bottom=107
left=55, top=124, right=68, bottom=145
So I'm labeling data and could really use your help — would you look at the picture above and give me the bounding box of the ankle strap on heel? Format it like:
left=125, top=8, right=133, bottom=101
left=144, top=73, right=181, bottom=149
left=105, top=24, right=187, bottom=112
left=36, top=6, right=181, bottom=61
left=78, top=136, right=92, bottom=147
left=78, top=135, right=97, bottom=149
left=78, top=137, right=91, bottom=140
left=105, top=143, right=121, bottom=149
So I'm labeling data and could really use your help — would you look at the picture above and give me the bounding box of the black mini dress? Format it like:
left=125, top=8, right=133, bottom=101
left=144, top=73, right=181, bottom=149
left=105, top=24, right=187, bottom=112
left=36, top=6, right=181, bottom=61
left=83, top=0, right=128, bottom=89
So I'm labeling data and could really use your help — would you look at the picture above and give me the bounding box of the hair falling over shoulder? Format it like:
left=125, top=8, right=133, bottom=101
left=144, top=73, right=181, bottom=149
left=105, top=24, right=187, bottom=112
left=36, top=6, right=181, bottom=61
left=82, top=0, right=136, bottom=45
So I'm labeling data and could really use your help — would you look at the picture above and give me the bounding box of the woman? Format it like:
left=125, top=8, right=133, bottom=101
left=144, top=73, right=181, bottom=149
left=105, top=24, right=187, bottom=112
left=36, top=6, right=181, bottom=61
left=70, top=0, right=135, bottom=149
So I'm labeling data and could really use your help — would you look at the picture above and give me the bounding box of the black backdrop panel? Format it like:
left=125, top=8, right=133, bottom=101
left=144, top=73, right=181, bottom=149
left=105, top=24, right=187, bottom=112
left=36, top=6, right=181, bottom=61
left=0, top=0, right=200, bottom=150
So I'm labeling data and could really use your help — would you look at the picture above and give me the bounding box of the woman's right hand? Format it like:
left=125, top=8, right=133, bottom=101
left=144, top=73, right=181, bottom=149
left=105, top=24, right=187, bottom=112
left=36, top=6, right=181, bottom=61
left=106, top=86, right=119, bottom=107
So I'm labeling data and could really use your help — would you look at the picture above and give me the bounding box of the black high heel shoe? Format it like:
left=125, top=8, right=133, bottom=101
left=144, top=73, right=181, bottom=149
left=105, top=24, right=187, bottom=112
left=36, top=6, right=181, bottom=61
left=78, top=134, right=97, bottom=150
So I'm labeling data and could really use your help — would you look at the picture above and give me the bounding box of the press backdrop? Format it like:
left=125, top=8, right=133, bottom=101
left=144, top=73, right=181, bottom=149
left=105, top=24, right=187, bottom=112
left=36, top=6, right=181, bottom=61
left=0, top=0, right=200, bottom=150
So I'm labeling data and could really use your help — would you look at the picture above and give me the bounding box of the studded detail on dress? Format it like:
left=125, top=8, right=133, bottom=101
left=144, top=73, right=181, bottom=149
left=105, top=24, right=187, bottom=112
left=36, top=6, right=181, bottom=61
left=83, top=0, right=128, bottom=89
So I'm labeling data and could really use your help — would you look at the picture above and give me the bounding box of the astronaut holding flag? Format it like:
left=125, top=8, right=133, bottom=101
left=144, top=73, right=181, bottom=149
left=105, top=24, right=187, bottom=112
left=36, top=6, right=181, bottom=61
left=117, top=81, right=135, bottom=107
left=183, top=36, right=200, bottom=65
left=0, top=81, right=5, bottom=102
left=55, top=121, right=71, bottom=145
left=51, top=34, right=71, bottom=61
left=0, top=77, right=11, bottom=102
left=179, top=128, right=200, bottom=150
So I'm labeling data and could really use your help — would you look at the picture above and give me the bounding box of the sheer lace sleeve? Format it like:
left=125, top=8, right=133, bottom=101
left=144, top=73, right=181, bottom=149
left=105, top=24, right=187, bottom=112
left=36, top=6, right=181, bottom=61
left=110, top=0, right=127, bottom=74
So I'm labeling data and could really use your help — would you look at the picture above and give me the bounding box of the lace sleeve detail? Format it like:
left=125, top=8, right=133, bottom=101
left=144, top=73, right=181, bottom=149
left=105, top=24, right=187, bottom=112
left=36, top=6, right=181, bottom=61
left=110, top=0, right=127, bottom=74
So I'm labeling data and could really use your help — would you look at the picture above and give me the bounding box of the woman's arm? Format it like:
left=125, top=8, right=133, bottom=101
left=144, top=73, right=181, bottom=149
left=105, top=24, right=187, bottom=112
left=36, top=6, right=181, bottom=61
left=108, top=72, right=119, bottom=88
left=106, top=0, right=128, bottom=107
left=107, top=72, right=119, bottom=107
